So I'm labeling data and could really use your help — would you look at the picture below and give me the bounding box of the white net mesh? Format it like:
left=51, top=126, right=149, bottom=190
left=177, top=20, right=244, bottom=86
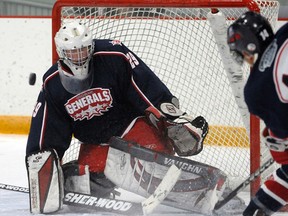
left=57, top=0, right=280, bottom=189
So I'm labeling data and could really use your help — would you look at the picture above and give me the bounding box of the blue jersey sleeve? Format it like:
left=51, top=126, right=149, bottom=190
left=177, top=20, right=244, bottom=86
left=26, top=68, right=72, bottom=158
left=113, top=41, right=175, bottom=111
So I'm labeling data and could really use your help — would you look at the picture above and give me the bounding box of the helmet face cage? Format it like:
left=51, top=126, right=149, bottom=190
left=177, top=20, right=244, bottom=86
left=63, top=45, right=93, bottom=66
left=227, top=11, right=274, bottom=63
left=55, top=21, right=94, bottom=79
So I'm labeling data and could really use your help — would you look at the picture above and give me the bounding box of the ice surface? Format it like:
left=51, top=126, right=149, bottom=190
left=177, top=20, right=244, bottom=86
left=0, top=134, right=286, bottom=216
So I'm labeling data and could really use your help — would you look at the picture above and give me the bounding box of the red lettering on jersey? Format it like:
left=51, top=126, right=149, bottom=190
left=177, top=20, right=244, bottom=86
left=65, top=88, right=113, bottom=121
left=110, top=40, right=122, bottom=46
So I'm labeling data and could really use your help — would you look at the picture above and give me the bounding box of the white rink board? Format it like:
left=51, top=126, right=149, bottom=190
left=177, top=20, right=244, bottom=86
left=0, top=18, right=52, bottom=116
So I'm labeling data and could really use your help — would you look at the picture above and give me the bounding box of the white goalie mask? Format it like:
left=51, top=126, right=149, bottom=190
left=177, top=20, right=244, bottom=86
left=55, top=21, right=94, bottom=80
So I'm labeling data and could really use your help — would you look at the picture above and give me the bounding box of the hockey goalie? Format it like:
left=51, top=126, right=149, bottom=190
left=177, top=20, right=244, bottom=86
left=25, top=21, right=227, bottom=215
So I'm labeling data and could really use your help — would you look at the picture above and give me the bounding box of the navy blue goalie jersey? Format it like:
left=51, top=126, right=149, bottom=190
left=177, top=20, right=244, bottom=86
left=26, top=39, right=175, bottom=158
left=244, top=23, right=288, bottom=138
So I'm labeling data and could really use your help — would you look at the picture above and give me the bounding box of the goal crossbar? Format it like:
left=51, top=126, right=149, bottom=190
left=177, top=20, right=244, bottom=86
left=51, top=0, right=262, bottom=64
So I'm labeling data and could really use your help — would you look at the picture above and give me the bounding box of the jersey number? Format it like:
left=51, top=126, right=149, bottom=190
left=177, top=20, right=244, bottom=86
left=259, top=29, right=270, bottom=41
left=126, top=52, right=139, bottom=69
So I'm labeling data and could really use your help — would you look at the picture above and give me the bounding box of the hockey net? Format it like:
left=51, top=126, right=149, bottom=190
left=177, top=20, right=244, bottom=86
left=52, top=0, right=279, bottom=193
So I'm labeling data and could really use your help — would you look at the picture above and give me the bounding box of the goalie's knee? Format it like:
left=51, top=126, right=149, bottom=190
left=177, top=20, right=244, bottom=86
left=122, top=117, right=174, bottom=154
left=62, top=161, right=91, bottom=194
left=63, top=161, right=118, bottom=198
left=90, top=172, right=118, bottom=198
left=78, top=144, right=109, bottom=173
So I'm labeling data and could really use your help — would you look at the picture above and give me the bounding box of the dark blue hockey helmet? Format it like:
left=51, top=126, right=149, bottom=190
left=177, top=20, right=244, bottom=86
left=227, top=11, right=274, bottom=63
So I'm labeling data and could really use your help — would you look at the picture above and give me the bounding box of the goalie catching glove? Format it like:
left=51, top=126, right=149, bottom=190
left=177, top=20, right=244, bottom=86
left=145, top=101, right=208, bottom=156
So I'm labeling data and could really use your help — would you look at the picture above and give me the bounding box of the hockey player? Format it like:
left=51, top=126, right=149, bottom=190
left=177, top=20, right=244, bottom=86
left=227, top=11, right=288, bottom=216
left=25, top=21, right=223, bottom=214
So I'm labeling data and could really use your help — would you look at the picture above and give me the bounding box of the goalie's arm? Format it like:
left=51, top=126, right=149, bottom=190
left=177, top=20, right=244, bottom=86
left=26, top=85, right=72, bottom=159
left=25, top=75, right=73, bottom=214
left=117, top=42, right=176, bottom=113
left=115, top=43, right=209, bottom=156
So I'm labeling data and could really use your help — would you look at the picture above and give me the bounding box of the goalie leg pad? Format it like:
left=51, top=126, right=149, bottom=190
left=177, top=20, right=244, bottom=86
left=62, top=161, right=118, bottom=198
left=62, top=161, right=91, bottom=194
left=90, top=172, right=118, bottom=198
left=121, top=117, right=174, bottom=154
left=105, top=137, right=227, bottom=214
left=78, top=144, right=109, bottom=173
left=26, top=149, right=64, bottom=214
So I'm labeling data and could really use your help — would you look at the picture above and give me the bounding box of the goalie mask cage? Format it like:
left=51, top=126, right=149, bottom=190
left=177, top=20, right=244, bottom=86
left=52, top=0, right=279, bottom=196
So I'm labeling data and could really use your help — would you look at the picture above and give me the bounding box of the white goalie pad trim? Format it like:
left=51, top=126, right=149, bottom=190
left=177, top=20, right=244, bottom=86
left=142, top=164, right=181, bottom=215
left=64, top=165, right=91, bottom=194
left=104, top=138, right=227, bottom=215
left=26, top=149, right=63, bottom=214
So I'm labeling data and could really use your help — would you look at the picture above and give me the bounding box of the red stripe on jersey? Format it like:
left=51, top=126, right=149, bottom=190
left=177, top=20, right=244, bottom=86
left=39, top=103, right=48, bottom=150
left=39, top=71, right=59, bottom=150
left=94, top=51, right=129, bottom=60
left=43, top=71, right=59, bottom=87
left=130, top=75, right=154, bottom=107
left=265, top=179, right=288, bottom=202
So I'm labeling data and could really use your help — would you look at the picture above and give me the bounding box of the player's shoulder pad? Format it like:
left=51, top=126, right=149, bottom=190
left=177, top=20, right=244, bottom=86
left=93, top=39, right=127, bottom=53
left=42, top=63, right=60, bottom=88
left=275, top=22, right=288, bottom=40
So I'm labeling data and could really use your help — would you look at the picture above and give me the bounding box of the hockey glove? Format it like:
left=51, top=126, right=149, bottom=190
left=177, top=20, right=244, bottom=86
left=145, top=104, right=208, bottom=156
left=262, top=128, right=288, bottom=164
left=145, top=99, right=185, bottom=132
left=167, top=115, right=208, bottom=156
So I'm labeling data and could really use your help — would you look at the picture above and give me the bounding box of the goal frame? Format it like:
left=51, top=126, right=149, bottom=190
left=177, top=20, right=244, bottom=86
left=51, top=0, right=277, bottom=196
left=51, top=0, right=262, bottom=64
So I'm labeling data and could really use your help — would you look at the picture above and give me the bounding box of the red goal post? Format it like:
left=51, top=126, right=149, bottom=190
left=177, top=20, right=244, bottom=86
left=51, top=0, right=280, bottom=196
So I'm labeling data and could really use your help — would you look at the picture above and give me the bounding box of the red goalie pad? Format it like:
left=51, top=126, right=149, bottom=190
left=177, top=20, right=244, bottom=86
left=78, top=117, right=174, bottom=173
left=122, top=117, right=174, bottom=154
left=26, top=149, right=63, bottom=214
left=78, top=144, right=109, bottom=173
